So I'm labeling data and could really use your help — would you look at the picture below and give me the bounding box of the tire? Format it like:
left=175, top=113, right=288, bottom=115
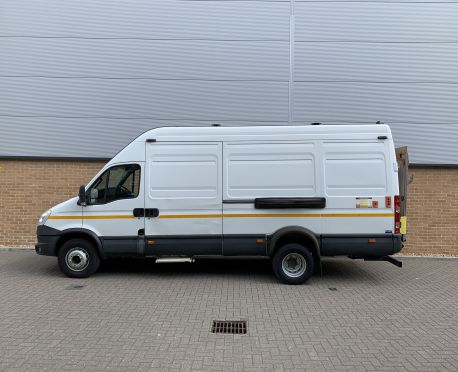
left=272, top=243, right=315, bottom=285
left=58, top=238, right=100, bottom=278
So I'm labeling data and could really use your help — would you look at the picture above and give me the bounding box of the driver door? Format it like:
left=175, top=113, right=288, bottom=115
left=83, top=163, right=145, bottom=256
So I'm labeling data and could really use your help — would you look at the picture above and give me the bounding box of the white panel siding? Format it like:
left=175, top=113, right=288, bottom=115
left=295, top=43, right=458, bottom=83
left=0, top=78, right=289, bottom=120
left=295, top=2, right=458, bottom=42
left=1, top=0, right=289, bottom=40
left=390, top=123, right=458, bottom=165
left=293, top=82, right=458, bottom=124
left=293, top=0, right=458, bottom=164
left=0, top=39, right=289, bottom=81
left=1, top=0, right=458, bottom=164
left=0, top=119, right=289, bottom=158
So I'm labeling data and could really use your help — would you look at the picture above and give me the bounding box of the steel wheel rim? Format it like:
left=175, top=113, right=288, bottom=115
left=282, top=253, right=306, bottom=278
left=65, top=247, right=89, bottom=271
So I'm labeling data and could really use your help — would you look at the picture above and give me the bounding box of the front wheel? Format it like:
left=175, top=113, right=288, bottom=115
left=58, top=238, right=100, bottom=278
left=272, top=243, right=314, bottom=284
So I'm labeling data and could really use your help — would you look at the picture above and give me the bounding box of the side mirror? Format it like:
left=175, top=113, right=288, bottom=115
left=78, top=185, right=87, bottom=206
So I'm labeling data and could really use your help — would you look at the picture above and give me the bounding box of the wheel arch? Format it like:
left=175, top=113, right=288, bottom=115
left=56, top=229, right=105, bottom=259
left=268, top=226, right=321, bottom=270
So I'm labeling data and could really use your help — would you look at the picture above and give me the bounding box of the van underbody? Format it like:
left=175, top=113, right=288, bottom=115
left=36, top=225, right=403, bottom=260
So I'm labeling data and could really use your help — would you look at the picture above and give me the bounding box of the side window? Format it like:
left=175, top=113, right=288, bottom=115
left=89, top=164, right=141, bottom=204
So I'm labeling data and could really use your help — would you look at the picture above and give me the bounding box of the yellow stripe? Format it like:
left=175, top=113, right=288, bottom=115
left=322, top=213, right=393, bottom=218
left=224, top=213, right=318, bottom=218
left=83, top=215, right=135, bottom=219
left=159, top=214, right=221, bottom=219
left=161, top=213, right=393, bottom=219
left=49, top=213, right=393, bottom=220
left=49, top=215, right=134, bottom=220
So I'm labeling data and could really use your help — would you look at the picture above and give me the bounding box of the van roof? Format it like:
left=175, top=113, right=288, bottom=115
left=134, top=124, right=391, bottom=143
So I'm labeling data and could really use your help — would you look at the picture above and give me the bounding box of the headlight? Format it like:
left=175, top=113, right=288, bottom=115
left=38, top=209, right=52, bottom=226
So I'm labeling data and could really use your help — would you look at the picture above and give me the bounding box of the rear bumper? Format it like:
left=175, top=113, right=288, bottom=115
left=35, top=225, right=61, bottom=256
left=321, top=234, right=403, bottom=258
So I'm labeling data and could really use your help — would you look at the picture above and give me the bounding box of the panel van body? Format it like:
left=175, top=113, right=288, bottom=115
left=36, top=125, right=405, bottom=282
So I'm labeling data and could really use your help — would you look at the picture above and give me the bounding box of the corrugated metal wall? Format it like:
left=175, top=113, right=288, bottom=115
left=1, top=0, right=457, bottom=164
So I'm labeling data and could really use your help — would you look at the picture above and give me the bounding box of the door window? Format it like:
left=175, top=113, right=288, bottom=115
left=88, top=164, right=141, bottom=204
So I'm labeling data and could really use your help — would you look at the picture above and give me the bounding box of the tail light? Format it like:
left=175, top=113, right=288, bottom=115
left=394, top=195, right=401, bottom=234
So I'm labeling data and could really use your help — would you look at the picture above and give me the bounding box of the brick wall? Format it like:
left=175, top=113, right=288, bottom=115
left=403, top=167, right=458, bottom=256
left=0, top=159, right=457, bottom=255
left=0, top=159, right=106, bottom=247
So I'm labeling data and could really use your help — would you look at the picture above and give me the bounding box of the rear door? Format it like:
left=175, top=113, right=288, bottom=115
left=144, top=142, right=223, bottom=256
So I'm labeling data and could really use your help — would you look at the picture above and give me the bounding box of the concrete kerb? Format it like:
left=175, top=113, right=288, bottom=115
left=0, top=247, right=35, bottom=251
left=1, top=246, right=457, bottom=260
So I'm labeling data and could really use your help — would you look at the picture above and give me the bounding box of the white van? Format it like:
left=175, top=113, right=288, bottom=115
left=36, top=124, right=406, bottom=284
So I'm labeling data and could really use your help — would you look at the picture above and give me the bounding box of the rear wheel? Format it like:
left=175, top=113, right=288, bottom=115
left=58, top=238, right=100, bottom=278
left=272, top=243, right=314, bottom=284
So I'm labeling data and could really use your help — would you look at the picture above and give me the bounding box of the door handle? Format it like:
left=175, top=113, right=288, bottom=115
left=133, top=208, right=159, bottom=218
left=146, top=208, right=159, bottom=218
left=133, top=208, right=144, bottom=217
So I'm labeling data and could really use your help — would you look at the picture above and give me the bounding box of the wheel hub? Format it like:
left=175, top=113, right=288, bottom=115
left=282, top=253, right=306, bottom=278
left=66, top=248, right=89, bottom=271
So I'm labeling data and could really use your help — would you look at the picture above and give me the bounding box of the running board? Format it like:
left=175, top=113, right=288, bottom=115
left=155, top=258, right=194, bottom=264
left=364, top=256, right=402, bottom=268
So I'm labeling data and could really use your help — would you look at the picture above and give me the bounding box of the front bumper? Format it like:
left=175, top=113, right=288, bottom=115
left=35, top=236, right=60, bottom=256
left=35, top=225, right=61, bottom=256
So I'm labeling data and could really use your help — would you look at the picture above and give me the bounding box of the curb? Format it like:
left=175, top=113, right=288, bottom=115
left=0, top=247, right=456, bottom=259
left=395, top=254, right=458, bottom=260
left=0, top=247, right=35, bottom=251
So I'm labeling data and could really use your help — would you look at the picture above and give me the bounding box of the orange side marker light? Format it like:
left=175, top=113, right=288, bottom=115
left=385, top=196, right=392, bottom=208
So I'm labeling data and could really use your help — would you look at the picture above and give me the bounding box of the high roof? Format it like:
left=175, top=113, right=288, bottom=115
left=135, top=124, right=391, bottom=143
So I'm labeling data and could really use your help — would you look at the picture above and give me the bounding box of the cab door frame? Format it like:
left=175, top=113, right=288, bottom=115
left=82, top=162, right=145, bottom=256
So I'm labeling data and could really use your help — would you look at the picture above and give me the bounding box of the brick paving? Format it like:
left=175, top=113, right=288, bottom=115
left=0, top=251, right=457, bottom=371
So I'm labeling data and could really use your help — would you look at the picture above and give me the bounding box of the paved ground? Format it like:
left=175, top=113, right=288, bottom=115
left=0, top=251, right=456, bottom=372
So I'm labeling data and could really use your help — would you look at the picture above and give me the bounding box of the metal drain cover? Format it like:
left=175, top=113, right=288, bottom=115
left=211, top=320, right=247, bottom=334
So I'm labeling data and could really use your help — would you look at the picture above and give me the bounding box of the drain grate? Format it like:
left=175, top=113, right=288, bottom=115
left=211, top=320, right=247, bottom=335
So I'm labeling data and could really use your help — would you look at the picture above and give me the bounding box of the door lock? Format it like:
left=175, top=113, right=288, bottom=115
left=133, top=208, right=159, bottom=218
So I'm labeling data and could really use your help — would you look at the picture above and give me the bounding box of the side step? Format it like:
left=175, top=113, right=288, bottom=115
left=364, top=255, right=402, bottom=268
left=155, top=257, right=194, bottom=264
